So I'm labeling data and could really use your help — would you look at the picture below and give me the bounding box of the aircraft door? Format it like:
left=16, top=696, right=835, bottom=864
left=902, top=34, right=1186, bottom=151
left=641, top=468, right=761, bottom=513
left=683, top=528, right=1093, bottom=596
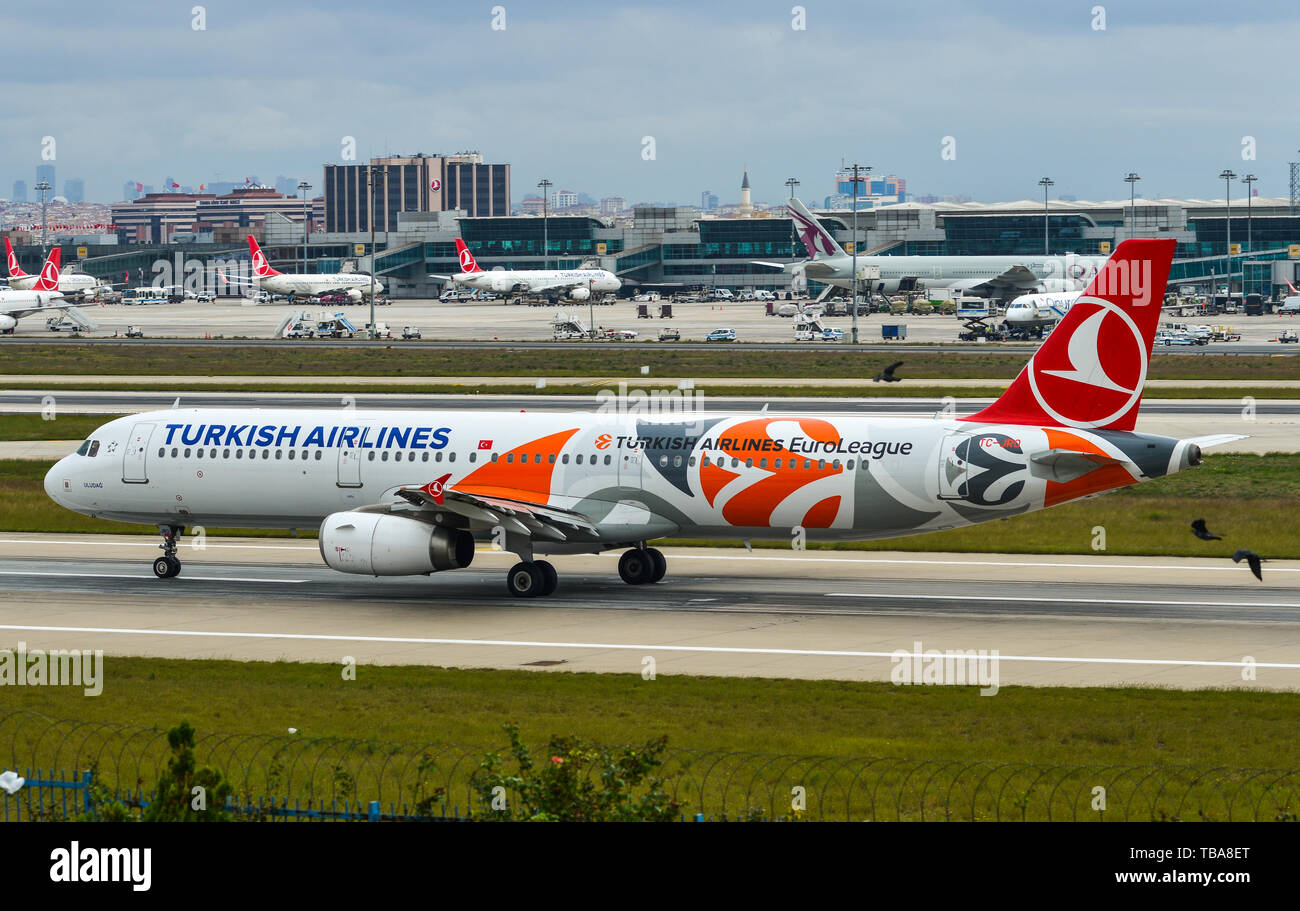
left=937, top=432, right=973, bottom=500
left=336, top=423, right=371, bottom=488
left=122, top=423, right=155, bottom=483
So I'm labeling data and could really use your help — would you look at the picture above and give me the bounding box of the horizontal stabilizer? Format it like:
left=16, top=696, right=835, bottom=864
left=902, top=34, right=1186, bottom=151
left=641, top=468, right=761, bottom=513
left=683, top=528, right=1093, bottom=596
left=1184, top=433, right=1247, bottom=449
left=1028, top=448, right=1126, bottom=483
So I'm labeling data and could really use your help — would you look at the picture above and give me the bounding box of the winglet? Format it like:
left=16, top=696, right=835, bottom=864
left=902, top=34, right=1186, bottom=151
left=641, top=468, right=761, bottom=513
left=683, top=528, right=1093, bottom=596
left=420, top=473, right=454, bottom=505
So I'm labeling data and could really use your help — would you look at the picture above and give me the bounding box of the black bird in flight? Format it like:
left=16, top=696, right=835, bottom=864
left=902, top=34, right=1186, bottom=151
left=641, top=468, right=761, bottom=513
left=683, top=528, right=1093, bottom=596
left=1190, top=518, right=1222, bottom=541
left=1232, top=549, right=1265, bottom=581
left=874, top=361, right=904, bottom=383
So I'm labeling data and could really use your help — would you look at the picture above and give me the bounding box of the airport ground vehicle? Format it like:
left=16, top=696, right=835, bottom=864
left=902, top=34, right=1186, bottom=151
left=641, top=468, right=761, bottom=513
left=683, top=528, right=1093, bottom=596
left=706, top=328, right=737, bottom=342
left=45, top=316, right=78, bottom=332
left=1281, top=329, right=1299, bottom=343
left=401, top=326, right=422, bottom=340
left=632, top=291, right=661, bottom=303
left=822, top=327, right=845, bottom=341
left=124, top=325, right=144, bottom=338
left=658, top=328, right=680, bottom=342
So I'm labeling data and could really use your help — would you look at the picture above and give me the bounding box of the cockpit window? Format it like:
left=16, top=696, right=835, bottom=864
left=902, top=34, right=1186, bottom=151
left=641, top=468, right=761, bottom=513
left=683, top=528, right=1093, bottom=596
left=88, top=440, right=100, bottom=457
left=75, top=440, right=91, bottom=456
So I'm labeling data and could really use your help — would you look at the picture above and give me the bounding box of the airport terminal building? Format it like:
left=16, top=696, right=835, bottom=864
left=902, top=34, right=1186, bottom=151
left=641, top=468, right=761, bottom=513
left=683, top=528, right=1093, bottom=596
left=25, top=195, right=1300, bottom=300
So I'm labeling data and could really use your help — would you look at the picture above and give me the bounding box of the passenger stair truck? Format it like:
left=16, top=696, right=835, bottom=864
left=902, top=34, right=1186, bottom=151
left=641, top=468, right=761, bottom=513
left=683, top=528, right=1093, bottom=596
left=552, top=311, right=591, bottom=340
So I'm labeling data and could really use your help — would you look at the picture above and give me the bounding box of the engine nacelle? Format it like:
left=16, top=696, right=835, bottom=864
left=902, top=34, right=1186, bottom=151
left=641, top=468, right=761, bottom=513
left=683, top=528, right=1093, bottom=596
left=0, top=315, right=16, bottom=331
left=346, top=288, right=363, bottom=301
left=319, top=512, right=475, bottom=576
left=490, top=276, right=517, bottom=293
left=569, top=287, right=590, bottom=301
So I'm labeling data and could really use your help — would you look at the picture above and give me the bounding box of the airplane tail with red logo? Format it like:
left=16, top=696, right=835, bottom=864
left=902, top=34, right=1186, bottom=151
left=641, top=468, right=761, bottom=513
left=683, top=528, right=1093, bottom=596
left=247, top=234, right=281, bottom=277
left=962, top=238, right=1176, bottom=433
left=4, top=237, right=29, bottom=279
left=32, top=247, right=61, bottom=291
left=454, top=238, right=484, bottom=274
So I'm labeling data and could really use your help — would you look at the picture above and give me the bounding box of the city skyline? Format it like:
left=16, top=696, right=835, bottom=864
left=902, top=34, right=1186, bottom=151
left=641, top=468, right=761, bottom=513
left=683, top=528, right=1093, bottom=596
left=1, top=1, right=1297, bottom=209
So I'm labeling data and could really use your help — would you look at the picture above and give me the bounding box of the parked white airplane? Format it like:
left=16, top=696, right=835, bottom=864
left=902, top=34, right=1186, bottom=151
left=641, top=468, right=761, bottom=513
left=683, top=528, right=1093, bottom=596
left=219, top=236, right=383, bottom=300
left=756, top=198, right=1106, bottom=298
left=1004, top=291, right=1083, bottom=328
left=5, top=237, right=109, bottom=300
left=0, top=248, right=90, bottom=333
left=431, top=239, right=621, bottom=301
left=45, top=240, right=1238, bottom=596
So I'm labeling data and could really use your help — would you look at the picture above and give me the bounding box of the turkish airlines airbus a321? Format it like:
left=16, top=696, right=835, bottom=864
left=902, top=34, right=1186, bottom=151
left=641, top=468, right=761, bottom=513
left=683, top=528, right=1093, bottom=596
left=219, top=235, right=383, bottom=300
left=45, top=239, right=1238, bottom=597
left=432, top=239, right=620, bottom=301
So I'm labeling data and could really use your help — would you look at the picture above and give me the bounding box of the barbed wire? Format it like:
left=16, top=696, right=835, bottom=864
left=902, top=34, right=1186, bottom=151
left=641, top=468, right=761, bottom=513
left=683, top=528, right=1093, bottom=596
left=0, top=708, right=1294, bottom=821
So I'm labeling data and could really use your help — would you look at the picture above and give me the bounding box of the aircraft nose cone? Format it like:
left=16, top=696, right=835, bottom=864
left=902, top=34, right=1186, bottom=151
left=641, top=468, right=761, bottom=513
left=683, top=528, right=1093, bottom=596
left=44, top=459, right=68, bottom=504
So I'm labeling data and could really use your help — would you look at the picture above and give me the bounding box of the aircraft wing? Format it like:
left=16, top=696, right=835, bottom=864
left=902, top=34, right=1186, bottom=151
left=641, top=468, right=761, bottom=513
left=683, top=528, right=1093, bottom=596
left=751, top=260, right=791, bottom=270
left=395, top=483, right=601, bottom=543
left=428, top=274, right=456, bottom=281
left=519, top=277, right=589, bottom=295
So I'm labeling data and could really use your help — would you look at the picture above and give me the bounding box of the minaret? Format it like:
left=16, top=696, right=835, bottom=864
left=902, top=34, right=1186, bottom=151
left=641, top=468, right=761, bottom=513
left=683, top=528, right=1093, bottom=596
left=738, top=167, right=753, bottom=217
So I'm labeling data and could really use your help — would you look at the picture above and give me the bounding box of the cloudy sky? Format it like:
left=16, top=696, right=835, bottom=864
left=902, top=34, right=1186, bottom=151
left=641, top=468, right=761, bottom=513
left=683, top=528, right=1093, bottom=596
left=2, top=0, right=1296, bottom=205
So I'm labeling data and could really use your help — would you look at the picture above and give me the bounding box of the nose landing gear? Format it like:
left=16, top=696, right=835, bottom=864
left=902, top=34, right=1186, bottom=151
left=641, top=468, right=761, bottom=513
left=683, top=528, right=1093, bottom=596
left=153, top=525, right=183, bottom=579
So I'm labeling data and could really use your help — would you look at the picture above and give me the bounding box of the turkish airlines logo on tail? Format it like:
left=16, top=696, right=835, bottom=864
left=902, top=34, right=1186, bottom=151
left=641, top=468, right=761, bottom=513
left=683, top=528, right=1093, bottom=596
left=421, top=473, right=453, bottom=504
left=459, top=248, right=474, bottom=270
left=5, top=242, right=23, bottom=277
left=252, top=250, right=270, bottom=275
left=960, top=239, right=1174, bottom=433
left=33, top=249, right=60, bottom=291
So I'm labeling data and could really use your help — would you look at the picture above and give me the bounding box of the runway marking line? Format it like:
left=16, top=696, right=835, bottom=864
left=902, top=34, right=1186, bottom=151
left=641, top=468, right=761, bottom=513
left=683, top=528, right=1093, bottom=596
left=0, top=538, right=1294, bottom=573
left=0, top=623, right=1295, bottom=670
left=0, top=571, right=308, bottom=584
left=826, top=592, right=1300, bottom=609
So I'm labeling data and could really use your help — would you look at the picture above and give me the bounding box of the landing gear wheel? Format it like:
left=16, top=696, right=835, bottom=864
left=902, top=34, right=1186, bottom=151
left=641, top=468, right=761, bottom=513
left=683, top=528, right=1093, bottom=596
left=535, top=560, right=558, bottom=596
left=506, top=561, right=545, bottom=598
left=645, top=548, right=666, bottom=583
left=153, top=556, right=180, bottom=579
left=618, top=549, right=656, bottom=585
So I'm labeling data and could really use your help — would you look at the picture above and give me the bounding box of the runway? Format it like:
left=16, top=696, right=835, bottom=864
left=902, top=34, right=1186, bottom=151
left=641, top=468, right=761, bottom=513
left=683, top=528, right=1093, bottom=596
left=0, top=536, right=1296, bottom=690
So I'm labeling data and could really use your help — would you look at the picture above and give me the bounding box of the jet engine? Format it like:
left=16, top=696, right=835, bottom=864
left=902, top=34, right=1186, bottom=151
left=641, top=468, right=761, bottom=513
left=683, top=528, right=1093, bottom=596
left=0, top=316, right=16, bottom=332
left=346, top=288, right=364, bottom=301
left=490, top=276, right=519, bottom=293
left=569, top=287, right=590, bottom=301
left=319, top=512, right=475, bottom=576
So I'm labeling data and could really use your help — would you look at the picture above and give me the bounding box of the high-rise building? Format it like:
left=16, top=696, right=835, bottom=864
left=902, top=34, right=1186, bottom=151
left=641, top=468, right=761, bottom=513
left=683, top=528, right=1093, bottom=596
left=35, top=165, right=55, bottom=192
left=599, top=196, right=626, bottom=215
left=12, top=180, right=27, bottom=203
left=552, top=190, right=578, bottom=209
left=64, top=178, right=85, bottom=204
left=323, top=152, right=510, bottom=233
left=700, top=190, right=718, bottom=211
left=274, top=175, right=297, bottom=196
left=122, top=181, right=139, bottom=201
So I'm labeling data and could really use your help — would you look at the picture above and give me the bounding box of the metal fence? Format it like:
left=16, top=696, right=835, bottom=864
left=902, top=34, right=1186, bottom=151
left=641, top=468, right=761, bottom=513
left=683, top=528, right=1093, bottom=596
left=0, top=709, right=1296, bottom=821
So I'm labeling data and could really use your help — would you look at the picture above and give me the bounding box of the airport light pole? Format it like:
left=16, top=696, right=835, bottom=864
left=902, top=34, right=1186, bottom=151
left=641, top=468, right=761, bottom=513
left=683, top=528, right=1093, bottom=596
left=537, top=179, right=552, bottom=269
left=588, top=278, right=595, bottom=341
left=35, top=179, right=51, bottom=254
left=368, top=166, right=376, bottom=338
left=298, top=180, right=312, bottom=272
left=1038, top=177, right=1053, bottom=255
left=784, top=176, right=799, bottom=259
left=1220, top=169, right=1237, bottom=294
left=1242, top=173, right=1257, bottom=296
left=849, top=163, right=870, bottom=345
left=1124, top=173, right=1140, bottom=238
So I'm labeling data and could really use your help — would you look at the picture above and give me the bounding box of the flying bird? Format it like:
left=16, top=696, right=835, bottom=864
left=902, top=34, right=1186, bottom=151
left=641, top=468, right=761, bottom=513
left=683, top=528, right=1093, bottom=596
left=874, top=361, right=904, bottom=383
left=1190, top=518, right=1222, bottom=541
left=1232, top=549, right=1264, bottom=581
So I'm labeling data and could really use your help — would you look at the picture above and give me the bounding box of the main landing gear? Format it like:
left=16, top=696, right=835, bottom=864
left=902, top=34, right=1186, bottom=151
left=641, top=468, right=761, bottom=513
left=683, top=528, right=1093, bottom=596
left=618, top=547, right=666, bottom=585
left=153, top=524, right=182, bottom=579
left=506, top=560, right=558, bottom=598
left=503, top=547, right=667, bottom=597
